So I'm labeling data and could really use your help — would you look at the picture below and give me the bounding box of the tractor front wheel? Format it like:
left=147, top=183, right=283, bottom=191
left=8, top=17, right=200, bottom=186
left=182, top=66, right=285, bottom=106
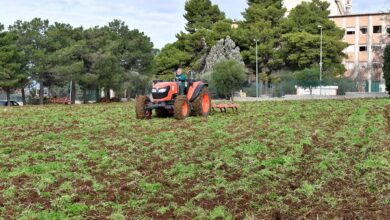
left=192, top=87, right=211, bottom=116
left=174, top=95, right=190, bottom=120
left=135, top=96, right=151, bottom=119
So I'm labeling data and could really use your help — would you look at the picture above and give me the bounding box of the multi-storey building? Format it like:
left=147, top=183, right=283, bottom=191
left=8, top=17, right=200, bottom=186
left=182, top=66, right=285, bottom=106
left=330, top=13, right=389, bottom=92
left=285, top=0, right=388, bottom=93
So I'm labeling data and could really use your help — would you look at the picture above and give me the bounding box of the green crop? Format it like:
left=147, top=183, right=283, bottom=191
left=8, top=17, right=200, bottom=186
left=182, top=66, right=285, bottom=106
left=0, top=99, right=389, bottom=219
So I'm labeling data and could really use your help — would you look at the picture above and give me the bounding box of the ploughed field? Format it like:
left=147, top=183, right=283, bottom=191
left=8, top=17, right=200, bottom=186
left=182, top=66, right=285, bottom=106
left=0, top=99, right=389, bottom=219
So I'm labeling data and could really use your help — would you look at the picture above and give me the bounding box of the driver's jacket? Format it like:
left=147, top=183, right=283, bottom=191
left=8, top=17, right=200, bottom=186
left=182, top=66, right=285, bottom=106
left=175, top=74, right=187, bottom=94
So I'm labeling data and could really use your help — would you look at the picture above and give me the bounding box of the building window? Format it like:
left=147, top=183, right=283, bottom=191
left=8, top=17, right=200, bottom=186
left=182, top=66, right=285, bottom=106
left=387, top=27, right=390, bottom=36
left=359, top=45, right=367, bottom=52
left=360, top=27, right=368, bottom=34
left=373, top=26, right=382, bottom=33
left=372, top=45, right=382, bottom=51
left=372, top=62, right=382, bottom=69
left=346, top=27, right=355, bottom=35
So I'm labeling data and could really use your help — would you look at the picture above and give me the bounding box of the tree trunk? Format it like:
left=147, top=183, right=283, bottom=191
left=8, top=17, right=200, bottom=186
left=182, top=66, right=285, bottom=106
left=82, top=88, right=88, bottom=104
left=39, top=80, right=44, bottom=105
left=6, top=88, right=11, bottom=107
left=71, top=80, right=76, bottom=104
left=95, top=87, right=100, bottom=103
left=106, top=88, right=110, bottom=100
left=309, top=87, right=313, bottom=95
left=21, top=87, right=26, bottom=105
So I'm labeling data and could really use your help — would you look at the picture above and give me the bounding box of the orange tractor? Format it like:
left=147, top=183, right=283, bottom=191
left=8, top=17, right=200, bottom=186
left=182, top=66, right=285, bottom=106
left=135, top=79, right=211, bottom=120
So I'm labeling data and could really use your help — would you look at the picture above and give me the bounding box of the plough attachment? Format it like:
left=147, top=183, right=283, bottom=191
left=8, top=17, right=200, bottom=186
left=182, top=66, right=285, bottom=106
left=211, top=103, right=239, bottom=113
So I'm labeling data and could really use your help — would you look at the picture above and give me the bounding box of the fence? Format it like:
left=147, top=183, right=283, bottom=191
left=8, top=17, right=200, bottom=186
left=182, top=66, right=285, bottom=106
left=238, top=77, right=363, bottom=98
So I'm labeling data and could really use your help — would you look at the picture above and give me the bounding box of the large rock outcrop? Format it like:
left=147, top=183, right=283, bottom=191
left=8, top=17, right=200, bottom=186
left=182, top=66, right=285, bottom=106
left=202, top=36, right=244, bottom=74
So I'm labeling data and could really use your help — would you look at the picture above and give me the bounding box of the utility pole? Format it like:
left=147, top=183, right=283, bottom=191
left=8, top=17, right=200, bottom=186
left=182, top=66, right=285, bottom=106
left=254, top=39, right=259, bottom=97
left=318, top=25, right=323, bottom=96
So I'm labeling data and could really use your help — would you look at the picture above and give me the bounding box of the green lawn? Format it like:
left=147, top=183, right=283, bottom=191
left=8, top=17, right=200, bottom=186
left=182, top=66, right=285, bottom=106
left=0, top=99, right=389, bottom=219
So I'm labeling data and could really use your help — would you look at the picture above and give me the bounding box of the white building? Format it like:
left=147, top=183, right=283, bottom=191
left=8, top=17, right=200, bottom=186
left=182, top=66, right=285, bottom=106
left=284, top=0, right=352, bottom=16
left=330, top=12, right=389, bottom=93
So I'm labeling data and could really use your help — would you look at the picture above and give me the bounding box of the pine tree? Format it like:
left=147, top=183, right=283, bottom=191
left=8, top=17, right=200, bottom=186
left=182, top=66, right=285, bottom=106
left=280, top=0, right=347, bottom=73
left=184, top=0, right=225, bottom=33
left=234, top=0, right=286, bottom=75
left=154, top=1, right=232, bottom=77
left=0, top=26, right=24, bottom=104
left=9, top=18, right=51, bottom=105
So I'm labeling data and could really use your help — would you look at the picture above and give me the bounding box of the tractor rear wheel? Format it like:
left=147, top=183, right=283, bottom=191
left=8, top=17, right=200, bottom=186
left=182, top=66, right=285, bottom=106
left=174, top=95, right=190, bottom=120
left=192, top=87, right=211, bottom=116
left=135, top=96, right=151, bottom=119
left=156, top=108, right=171, bottom=118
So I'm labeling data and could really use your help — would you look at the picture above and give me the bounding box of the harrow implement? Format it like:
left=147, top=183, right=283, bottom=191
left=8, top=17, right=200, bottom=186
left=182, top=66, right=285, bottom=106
left=211, top=103, right=239, bottom=113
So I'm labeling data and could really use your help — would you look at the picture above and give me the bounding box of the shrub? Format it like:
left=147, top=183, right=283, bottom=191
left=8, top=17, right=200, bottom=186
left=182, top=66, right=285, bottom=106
left=211, top=59, right=246, bottom=100
left=335, top=77, right=358, bottom=95
left=273, top=71, right=296, bottom=97
left=294, top=68, right=321, bottom=95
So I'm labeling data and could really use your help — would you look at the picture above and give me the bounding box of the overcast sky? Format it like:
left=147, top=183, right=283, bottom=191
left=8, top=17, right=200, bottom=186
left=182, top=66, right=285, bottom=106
left=0, top=0, right=388, bottom=48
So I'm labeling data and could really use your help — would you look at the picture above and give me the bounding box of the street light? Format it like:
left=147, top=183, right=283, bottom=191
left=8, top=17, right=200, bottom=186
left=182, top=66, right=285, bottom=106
left=254, top=39, right=259, bottom=97
left=318, top=25, right=323, bottom=96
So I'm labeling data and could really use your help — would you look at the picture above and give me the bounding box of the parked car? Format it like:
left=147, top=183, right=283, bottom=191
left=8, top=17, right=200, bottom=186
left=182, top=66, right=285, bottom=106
left=0, top=100, right=20, bottom=106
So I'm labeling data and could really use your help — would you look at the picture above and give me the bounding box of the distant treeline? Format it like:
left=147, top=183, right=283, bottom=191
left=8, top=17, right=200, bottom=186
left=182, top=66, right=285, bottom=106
left=0, top=19, right=155, bottom=104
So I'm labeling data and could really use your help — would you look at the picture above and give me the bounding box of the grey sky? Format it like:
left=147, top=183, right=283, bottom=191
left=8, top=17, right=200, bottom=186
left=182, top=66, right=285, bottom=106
left=0, top=0, right=387, bottom=49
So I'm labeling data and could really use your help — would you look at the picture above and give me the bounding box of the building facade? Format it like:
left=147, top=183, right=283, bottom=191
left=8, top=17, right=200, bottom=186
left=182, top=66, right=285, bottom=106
left=330, top=13, right=389, bottom=92
left=284, top=0, right=352, bottom=16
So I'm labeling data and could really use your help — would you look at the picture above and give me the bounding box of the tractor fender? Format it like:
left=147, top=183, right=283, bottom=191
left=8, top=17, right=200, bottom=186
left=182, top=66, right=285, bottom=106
left=188, top=82, right=208, bottom=102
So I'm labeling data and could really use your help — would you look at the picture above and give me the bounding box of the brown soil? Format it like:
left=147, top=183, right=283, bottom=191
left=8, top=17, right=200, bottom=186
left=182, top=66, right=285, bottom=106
left=11, top=175, right=30, bottom=187
left=15, top=189, right=51, bottom=209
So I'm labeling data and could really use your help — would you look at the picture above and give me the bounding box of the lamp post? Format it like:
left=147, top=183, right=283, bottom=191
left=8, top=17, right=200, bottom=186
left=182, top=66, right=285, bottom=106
left=254, top=39, right=259, bottom=97
left=318, top=25, right=323, bottom=96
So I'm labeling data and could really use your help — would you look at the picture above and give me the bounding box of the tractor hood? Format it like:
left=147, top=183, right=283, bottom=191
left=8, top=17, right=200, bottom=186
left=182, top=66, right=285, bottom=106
left=153, top=82, right=177, bottom=89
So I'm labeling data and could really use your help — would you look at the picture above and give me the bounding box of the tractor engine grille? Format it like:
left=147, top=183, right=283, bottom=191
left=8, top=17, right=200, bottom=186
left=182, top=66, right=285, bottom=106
left=152, top=87, right=170, bottom=100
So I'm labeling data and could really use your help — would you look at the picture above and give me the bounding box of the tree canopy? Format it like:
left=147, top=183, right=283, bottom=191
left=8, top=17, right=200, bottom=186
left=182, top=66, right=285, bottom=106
left=153, top=0, right=233, bottom=78
left=294, top=67, right=321, bottom=95
left=280, top=0, right=347, bottom=73
left=184, top=0, right=226, bottom=33
left=1, top=18, right=155, bottom=104
left=0, top=26, right=25, bottom=103
left=233, top=0, right=286, bottom=74
left=0, top=0, right=354, bottom=101
left=211, top=59, right=246, bottom=99
left=155, top=0, right=347, bottom=80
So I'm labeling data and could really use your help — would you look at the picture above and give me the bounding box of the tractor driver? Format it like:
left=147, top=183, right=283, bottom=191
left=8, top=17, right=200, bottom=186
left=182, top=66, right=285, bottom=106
left=175, top=68, right=187, bottom=95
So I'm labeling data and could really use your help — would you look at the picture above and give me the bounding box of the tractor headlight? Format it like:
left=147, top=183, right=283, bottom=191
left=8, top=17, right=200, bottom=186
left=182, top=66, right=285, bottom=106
left=152, top=88, right=157, bottom=93
left=159, top=88, right=167, bottom=93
